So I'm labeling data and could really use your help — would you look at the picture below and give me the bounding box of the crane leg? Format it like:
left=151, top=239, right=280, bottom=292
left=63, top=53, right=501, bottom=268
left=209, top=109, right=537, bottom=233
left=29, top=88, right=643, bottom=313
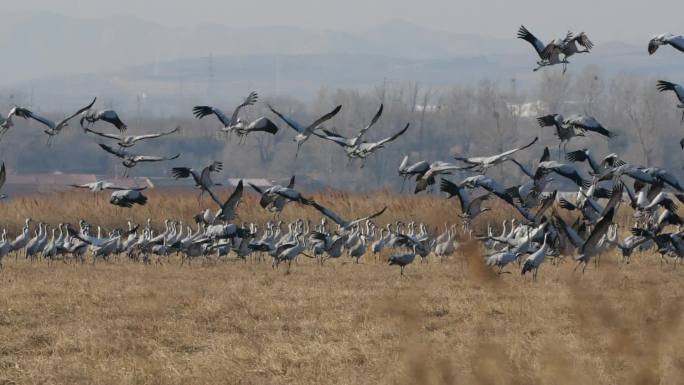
left=573, top=260, right=581, bottom=272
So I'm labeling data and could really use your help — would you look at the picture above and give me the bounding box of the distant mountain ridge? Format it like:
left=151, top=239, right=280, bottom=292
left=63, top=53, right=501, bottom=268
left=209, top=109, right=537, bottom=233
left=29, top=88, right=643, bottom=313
left=0, top=12, right=557, bottom=83
left=2, top=12, right=683, bottom=114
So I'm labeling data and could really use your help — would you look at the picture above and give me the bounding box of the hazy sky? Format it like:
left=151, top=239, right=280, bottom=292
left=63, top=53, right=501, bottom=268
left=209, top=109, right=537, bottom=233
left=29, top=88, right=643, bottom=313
left=6, top=0, right=683, bottom=43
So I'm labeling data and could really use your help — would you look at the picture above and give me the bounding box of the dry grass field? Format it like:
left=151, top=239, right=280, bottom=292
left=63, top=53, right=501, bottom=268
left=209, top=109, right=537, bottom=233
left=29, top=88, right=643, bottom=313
left=1, top=191, right=683, bottom=384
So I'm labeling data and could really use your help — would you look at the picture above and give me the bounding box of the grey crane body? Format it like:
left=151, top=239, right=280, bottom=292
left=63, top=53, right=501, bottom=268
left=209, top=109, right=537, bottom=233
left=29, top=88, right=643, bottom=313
left=172, top=161, right=223, bottom=198
left=19, top=98, right=96, bottom=145
left=388, top=246, right=417, bottom=277
left=98, top=143, right=180, bottom=171
left=521, top=233, right=549, bottom=280
left=648, top=34, right=684, bottom=55
left=193, top=92, right=279, bottom=142
left=440, top=178, right=491, bottom=224
left=110, top=189, right=148, bottom=208
left=269, top=104, right=342, bottom=158
left=207, top=180, right=244, bottom=223
left=85, top=126, right=178, bottom=148
left=454, top=137, right=538, bottom=172
left=517, top=26, right=570, bottom=71
left=80, top=109, right=127, bottom=131
left=574, top=208, right=616, bottom=273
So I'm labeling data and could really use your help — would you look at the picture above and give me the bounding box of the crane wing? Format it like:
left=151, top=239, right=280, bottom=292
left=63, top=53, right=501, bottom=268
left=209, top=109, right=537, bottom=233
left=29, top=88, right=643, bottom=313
left=657, top=80, right=684, bottom=104
left=310, top=201, right=347, bottom=227
left=313, top=128, right=353, bottom=147
left=171, top=167, right=200, bottom=185
left=221, top=180, right=243, bottom=214
left=59, top=97, right=97, bottom=127
left=133, top=154, right=180, bottom=163
left=362, top=122, right=410, bottom=150
left=439, top=178, right=470, bottom=213
left=84, top=127, right=121, bottom=140
left=579, top=208, right=615, bottom=256
left=131, top=126, right=180, bottom=142
left=517, top=25, right=546, bottom=58
left=345, top=206, right=387, bottom=228
left=249, top=183, right=264, bottom=195
left=98, top=143, right=128, bottom=159
left=304, top=105, right=342, bottom=134
left=354, top=104, right=383, bottom=143
left=575, top=32, right=594, bottom=50
left=99, top=110, right=127, bottom=131
left=669, top=35, right=684, bottom=53
left=268, top=105, right=305, bottom=133
left=230, top=91, right=258, bottom=125
left=509, top=159, right=534, bottom=179
left=537, top=114, right=559, bottom=127
left=193, top=106, right=231, bottom=127
left=23, top=109, right=56, bottom=129
left=0, top=163, right=5, bottom=191
left=245, top=117, right=279, bottom=134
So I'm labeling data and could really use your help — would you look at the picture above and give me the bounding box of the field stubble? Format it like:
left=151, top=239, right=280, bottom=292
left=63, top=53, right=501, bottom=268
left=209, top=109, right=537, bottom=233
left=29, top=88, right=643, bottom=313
left=0, top=191, right=682, bottom=384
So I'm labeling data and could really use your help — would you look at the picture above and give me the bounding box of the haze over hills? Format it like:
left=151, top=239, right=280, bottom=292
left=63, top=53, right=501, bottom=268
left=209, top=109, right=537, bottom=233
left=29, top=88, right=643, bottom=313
left=2, top=11, right=683, bottom=113
left=0, top=11, right=516, bottom=82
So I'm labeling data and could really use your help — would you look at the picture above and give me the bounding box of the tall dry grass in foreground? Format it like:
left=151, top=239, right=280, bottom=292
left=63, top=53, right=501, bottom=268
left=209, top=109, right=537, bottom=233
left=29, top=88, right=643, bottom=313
left=2, top=252, right=684, bottom=384
left=0, top=191, right=683, bottom=384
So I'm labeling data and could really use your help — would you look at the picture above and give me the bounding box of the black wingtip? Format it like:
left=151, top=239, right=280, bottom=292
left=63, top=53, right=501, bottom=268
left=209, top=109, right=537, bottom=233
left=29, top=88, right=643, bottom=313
left=517, top=25, right=529, bottom=39
left=439, top=178, right=458, bottom=197
left=656, top=80, right=672, bottom=92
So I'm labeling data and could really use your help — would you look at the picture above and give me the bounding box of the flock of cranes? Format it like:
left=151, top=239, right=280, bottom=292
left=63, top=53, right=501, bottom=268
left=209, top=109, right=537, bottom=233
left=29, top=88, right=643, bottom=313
left=0, top=27, right=682, bottom=278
